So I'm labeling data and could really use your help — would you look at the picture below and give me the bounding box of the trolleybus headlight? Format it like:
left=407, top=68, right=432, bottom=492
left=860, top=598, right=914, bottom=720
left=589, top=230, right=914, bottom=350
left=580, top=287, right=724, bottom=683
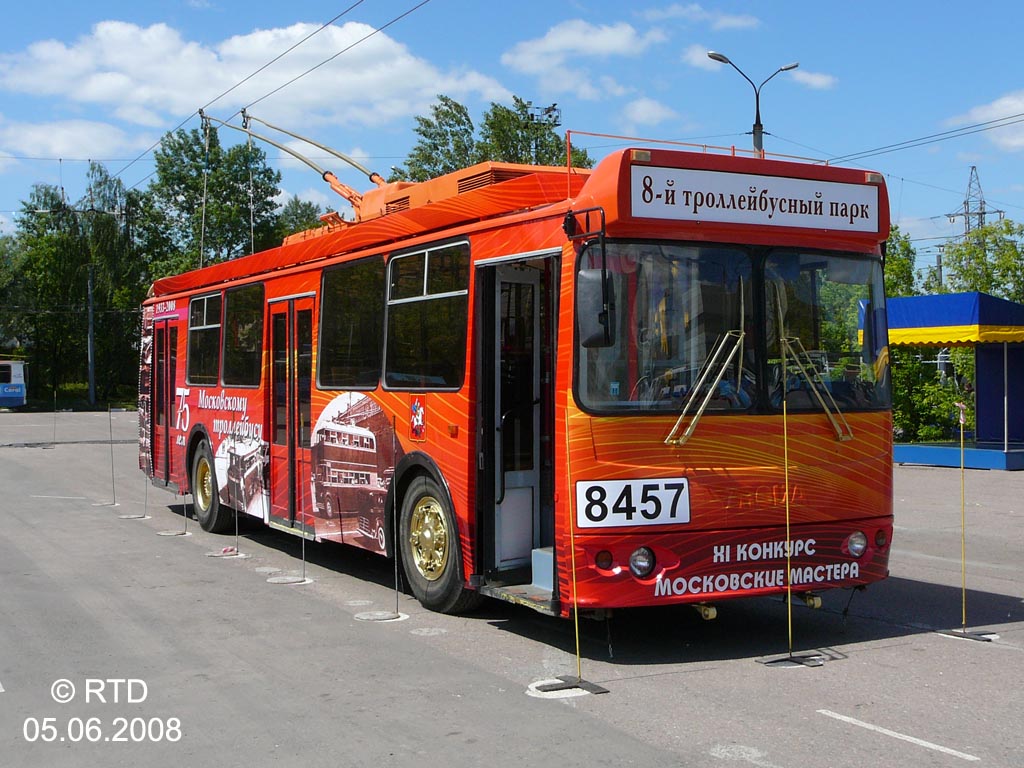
left=629, top=547, right=656, bottom=578
left=845, top=531, right=868, bottom=558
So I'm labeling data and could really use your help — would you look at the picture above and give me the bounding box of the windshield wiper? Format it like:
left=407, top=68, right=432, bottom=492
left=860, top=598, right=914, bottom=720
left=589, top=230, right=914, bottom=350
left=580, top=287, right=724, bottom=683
left=778, top=335, right=854, bottom=442
left=664, top=330, right=745, bottom=446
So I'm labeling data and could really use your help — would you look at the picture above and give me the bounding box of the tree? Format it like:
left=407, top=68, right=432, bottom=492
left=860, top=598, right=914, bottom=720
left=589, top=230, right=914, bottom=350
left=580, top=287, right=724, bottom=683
left=886, top=225, right=982, bottom=444
left=476, top=96, right=592, bottom=168
left=393, top=95, right=477, bottom=182
left=276, top=195, right=324, bottom=240
left=0, top=233, right=28, bottom=348
left=7, top=164, right=150, bottom=402
left=884, top=224, right=919, bottom=298
left=78, top=163, right=147, bottom=399
left=14, top=185, right=91, bottom=397
left=139, top=127, right=281, bottom=277
left=393, top=95, right=593, bottom=182
left=941, top=218, right=1024, bottom=302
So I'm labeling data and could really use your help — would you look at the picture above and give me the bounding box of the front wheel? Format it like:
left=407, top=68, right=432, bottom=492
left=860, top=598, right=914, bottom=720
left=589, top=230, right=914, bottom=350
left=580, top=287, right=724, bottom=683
left=191, top=440, right=232, bottom=533
left=399, top=475, right=481, bottom=614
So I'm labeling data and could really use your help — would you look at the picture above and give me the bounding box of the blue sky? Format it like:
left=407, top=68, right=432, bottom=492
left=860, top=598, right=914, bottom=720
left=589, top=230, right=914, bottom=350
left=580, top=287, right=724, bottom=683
left=3, top=0, right=1024, bottom=277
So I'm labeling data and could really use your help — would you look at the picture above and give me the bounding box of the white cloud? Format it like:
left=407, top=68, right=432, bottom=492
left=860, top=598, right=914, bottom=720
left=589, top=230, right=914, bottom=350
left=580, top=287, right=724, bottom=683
left=0, top=118, right=155, bottom=159
left=503, top=21, right=664, bottom=72
left=949, top=91, right=1024, bottom=152
left=954, top=151, right=984, bottom=164
left=597, top=76, right=631, bottom=98
left=622, top=97, right=678, bottom=127
left=642, top=3, right=759, bottom=30
left=501, top=20, right=665, bottom=99
left=791, top=70, right=837, bottom=90
left=0, top=20, right=508, bottom=135
left=291, top=187, right=332, bottom=210
left=0, top=212, right=12, bottom=233
left=682, top=44, right=718, bottom=71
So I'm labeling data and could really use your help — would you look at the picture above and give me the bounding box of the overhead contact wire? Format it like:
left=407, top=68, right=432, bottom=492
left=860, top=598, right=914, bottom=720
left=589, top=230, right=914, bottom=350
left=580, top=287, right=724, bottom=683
left=112, top=2, right=367, bottom=185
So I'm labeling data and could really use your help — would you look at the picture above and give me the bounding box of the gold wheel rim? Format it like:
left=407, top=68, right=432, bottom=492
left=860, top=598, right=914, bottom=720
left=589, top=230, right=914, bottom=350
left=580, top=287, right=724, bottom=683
left=409, top=495, right=449, bottom=582
left=196, top=457, right=213, bottom=511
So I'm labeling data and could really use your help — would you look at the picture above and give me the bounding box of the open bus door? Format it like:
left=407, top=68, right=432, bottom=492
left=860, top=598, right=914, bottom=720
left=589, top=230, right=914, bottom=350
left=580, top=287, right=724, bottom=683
left=476, top=258, right=557, bottom=612
left=151, top=320, right=179, bottom=485
left=268, top=296, right=315, bottom=535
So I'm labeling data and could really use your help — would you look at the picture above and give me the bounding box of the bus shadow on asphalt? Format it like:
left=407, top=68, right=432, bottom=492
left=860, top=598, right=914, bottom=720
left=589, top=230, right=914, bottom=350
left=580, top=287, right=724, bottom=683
left=155, top=501, right=1021, bottom=666
left=486, top=577, right=1022, bottom=666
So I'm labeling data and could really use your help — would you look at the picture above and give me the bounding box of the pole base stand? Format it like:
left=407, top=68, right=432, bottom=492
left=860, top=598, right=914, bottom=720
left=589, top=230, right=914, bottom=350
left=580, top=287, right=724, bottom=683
left=535, top=675, right=609, bottom=695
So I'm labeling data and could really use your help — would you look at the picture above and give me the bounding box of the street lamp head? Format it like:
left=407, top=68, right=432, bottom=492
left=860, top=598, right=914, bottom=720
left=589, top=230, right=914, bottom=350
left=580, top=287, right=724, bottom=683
left=705, top=52, right=798, bottom=154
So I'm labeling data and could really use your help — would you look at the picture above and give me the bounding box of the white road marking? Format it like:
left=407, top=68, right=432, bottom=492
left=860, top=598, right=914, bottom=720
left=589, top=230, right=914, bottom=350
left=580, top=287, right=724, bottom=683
left=30, top=495, right=87, bottom=500
left=817, top=710, right=980, bottom=762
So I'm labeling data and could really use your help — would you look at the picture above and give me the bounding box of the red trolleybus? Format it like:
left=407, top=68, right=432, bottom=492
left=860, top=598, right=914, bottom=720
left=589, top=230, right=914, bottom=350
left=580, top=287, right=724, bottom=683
left=139, top=141, right=892, bottom=617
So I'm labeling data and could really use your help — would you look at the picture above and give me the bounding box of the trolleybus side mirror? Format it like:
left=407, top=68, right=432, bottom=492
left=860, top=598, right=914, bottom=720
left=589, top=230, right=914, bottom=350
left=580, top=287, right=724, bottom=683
left=577, top=267, right=616, bottom=348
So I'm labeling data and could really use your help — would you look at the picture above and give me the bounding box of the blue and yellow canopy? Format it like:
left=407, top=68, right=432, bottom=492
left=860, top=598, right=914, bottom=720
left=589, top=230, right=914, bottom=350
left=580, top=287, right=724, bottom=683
left=887, top=292, right=1024, bottom=347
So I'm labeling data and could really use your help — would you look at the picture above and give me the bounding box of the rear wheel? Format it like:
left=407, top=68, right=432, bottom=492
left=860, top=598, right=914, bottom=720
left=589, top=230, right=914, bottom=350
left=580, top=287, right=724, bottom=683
left=192, top=440, right=232, bottom=533
left=399, top=475, right=481, bottom=614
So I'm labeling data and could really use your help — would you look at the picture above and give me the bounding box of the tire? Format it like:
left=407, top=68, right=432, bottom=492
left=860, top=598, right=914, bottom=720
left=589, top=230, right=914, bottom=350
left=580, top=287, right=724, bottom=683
left=399, top=475, right=482, bottom=614
left=191, top=440, right=232, bottom=533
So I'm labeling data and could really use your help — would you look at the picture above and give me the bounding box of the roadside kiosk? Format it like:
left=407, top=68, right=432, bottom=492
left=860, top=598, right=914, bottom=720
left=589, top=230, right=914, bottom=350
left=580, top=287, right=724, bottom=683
left=889, top=292, right=1024, bottom=470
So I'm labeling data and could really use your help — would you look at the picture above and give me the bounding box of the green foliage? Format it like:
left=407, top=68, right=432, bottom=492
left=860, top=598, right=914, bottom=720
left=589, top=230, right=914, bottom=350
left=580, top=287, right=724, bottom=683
left=884, top=225, right=919, bottom=298
left=476, top=96, right=583, bottom=167
left=13, top=185, right=91, bottom=395
left=393, top=95, right=477, bottom=182
left=891, top=347, right=974, bottom=442
left=139, top=127, right=282, bottom=276
left=0, top=233, right=28, bottom=346
left=2, top=125, right=343, bottom=403
left=5, top=167, right=147, bottom=401
left=884, top=227, right=977, bottom=442
left=276, top=195, right=324, bottom=240
left=941, top=218, right=1024, bottom=302
left=393, top=94, right=593, bottom=182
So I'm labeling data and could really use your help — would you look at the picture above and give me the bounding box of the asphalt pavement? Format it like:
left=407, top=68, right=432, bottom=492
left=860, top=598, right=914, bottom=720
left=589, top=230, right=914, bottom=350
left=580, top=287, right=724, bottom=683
left=1, top=410, right=1021, bottom=767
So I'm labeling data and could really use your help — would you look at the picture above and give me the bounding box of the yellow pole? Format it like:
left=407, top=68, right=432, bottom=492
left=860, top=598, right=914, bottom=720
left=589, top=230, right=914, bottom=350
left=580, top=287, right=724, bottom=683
left=780, top=335, right=793, bottom=656
left=783, top=395, right=793, bottom=654
left=565, top=411, right=583, bottom=680
left=956, top=402, right=967, bottom=631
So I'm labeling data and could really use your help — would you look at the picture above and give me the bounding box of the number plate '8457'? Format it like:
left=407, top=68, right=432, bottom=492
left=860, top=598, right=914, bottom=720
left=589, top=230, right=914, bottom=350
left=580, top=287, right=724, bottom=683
left=575, top=478, right=690, bottom=528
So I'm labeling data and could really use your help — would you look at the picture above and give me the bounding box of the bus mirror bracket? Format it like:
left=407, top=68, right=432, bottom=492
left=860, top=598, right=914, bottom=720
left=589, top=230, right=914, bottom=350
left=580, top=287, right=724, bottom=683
left=565, top=208, right=615, bottom=348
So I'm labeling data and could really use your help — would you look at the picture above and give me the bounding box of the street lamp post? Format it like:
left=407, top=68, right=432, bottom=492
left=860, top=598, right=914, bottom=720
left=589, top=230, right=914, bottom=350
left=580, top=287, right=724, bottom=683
left=707, top=51, right=799, bottom=154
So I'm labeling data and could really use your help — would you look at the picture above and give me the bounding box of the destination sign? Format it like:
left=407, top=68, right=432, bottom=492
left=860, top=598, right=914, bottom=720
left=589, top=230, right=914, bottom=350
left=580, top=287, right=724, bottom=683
left=630, top=166, right=880, bottom=232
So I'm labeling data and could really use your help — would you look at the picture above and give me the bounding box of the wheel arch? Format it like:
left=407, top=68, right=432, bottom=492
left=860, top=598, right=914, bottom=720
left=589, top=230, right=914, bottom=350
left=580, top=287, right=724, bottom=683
left=185, top=424, right=214, bottom=495
left=383, top=451, right=455, bottom=562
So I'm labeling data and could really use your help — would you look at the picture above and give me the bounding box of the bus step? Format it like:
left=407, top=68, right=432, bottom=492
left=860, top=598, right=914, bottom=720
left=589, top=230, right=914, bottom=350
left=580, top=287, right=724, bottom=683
left=479, top=583, right=557, bottom=616
left=531, top=547, right=553, bottom=592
